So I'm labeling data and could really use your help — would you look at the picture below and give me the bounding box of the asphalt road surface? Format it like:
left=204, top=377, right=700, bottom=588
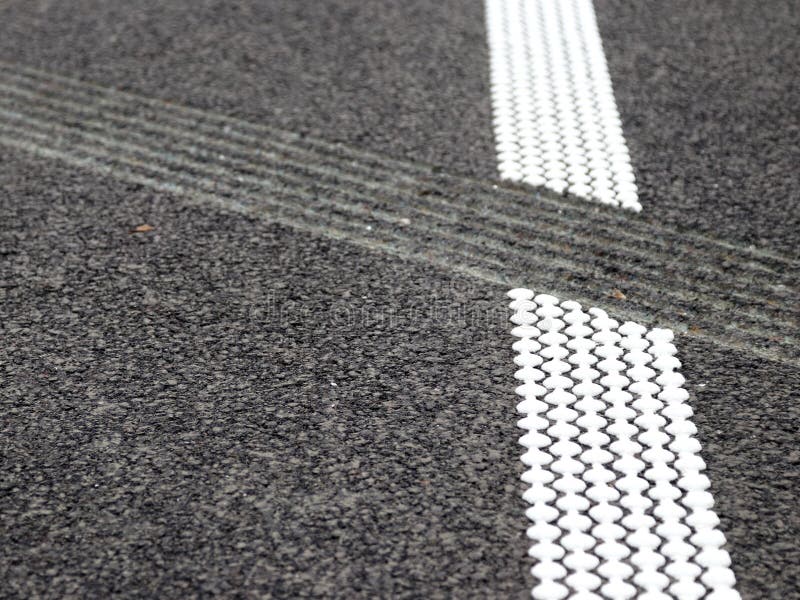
left=1, top=1, right=798, bottom=599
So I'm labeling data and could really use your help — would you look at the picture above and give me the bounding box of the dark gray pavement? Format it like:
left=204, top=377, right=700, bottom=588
left=0, top=0, right=797, bottom=255
left=596, top=0, right=800, bottom=257
left=1, top=1, right=799, bottom=599
left=1, top=148, right=530, bottom=599
left=0, top=0, right=498, bottom=181
left=2, top=148, right=799, bottom=599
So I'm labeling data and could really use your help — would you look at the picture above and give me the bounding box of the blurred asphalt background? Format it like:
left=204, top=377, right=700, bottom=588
left=1, top=1, right=798, bottom=598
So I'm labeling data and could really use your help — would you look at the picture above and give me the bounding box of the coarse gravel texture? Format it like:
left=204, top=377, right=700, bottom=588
left=1, top=148, right=528, bottom=599
left=0, top=0, right=798, bottom=255
left=1, top=0, right=799, bottom=598
left=2, top=149, right=799, bottom=599
left=0, top=0, right=497, bottom=181
left=595, top=0, right=800, bottom=257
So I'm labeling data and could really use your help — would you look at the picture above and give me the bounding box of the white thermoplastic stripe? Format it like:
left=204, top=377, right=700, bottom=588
left=486, top=0, right=641, bottom=211
left=508, top=288, right=739, bottom=600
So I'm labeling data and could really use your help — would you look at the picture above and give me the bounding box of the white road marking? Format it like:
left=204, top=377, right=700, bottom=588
left=508, top=289, right=739, bottom=600
left=486, top=0, right=641, bottom=211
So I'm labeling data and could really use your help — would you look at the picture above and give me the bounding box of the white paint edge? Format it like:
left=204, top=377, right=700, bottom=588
left=509, top=288, right=739, bottom=599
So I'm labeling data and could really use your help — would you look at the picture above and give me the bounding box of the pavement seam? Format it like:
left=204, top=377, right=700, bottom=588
left=0, top=77, right=790, bottom=298
left=0, top=66, right=797, bottom=365
left=0, top=111, right=795, bottom=354
left=0, top=59, right=795, bottom=267
left=2, top=129, right=797, bottom=370
left=0, top=79, right=795, bottom=306
left=0, top=95, right=793, bottom=332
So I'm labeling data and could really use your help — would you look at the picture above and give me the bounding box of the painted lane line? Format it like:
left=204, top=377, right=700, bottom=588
left=509, top=289, right=739, bottom=599
left=486, top=0, right=640, bottom=211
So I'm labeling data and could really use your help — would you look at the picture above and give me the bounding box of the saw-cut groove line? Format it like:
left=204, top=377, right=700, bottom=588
left=509, top=289, right=739, bottom=599
left=486, top=0, right=640, bottom=211
left=1, top=62, right=798, bottom=364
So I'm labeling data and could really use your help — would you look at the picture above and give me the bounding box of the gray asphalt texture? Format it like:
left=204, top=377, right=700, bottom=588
left=1, top=1, right=799, bottom=598
left=595, top=0, right=800, bottom=257
left=0, top=0, right=498, bottom=181
left=3, top=148, right=799, bottom=599
left=0, top=0, right=797, bottom=255
left=1, top=149, right=530, bottom=599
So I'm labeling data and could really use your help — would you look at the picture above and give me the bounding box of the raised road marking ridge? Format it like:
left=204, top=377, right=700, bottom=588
left=0, top=62, right=797, bottom=365
left=509, top=289, right=739, bottom=600
left=486, top=0, right=640, bottom=211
